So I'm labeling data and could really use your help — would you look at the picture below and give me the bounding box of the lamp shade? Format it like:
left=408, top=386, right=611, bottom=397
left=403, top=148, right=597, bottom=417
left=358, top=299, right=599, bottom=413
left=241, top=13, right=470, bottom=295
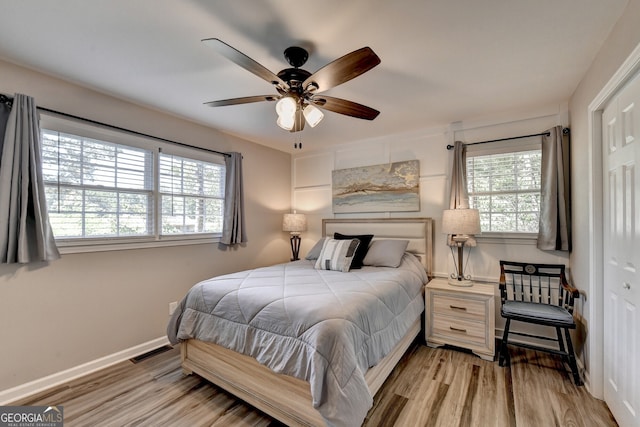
left=442, top=209, right=481, bottom=235
left=277, top=114, right=295, bottom=130
left=303, top=104, right=324, bottom=127
left=276, top=96, right=297, bottom=116
left=283, top=213, right=307, bottom=233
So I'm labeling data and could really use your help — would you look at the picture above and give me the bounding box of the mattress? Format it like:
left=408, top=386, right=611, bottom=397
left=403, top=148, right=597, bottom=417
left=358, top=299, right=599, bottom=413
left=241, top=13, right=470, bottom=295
left=167, top=253, right=427, bottom=426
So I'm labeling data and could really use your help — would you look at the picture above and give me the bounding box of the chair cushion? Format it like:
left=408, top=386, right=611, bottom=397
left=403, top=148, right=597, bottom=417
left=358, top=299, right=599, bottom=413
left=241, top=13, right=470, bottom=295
left=501, top=301, right=575, bottom=326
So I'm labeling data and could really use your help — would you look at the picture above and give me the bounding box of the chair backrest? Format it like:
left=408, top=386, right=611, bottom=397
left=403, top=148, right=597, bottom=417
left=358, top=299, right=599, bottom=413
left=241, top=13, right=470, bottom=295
left=499, top=260, right=579, bottom=313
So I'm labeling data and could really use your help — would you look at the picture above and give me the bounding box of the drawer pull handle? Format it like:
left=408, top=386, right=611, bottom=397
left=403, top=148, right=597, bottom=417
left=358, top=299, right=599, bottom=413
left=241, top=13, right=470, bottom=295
left=450, top=326, right=467, bottom=333
left=450, top=305, right=467, bottom=311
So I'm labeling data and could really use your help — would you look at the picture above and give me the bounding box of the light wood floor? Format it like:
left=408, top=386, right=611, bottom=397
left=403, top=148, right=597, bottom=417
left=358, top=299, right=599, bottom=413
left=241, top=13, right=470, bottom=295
left=14, top=341, right=616, bottom=426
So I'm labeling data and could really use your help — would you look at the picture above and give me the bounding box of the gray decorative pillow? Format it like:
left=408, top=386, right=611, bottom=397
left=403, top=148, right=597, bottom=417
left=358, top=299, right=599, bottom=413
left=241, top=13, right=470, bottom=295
left=363, top=239, right=409, bottom=268
left=314, top=238, right=360, bottom=272
left=305, top=237, right=327, bottom=260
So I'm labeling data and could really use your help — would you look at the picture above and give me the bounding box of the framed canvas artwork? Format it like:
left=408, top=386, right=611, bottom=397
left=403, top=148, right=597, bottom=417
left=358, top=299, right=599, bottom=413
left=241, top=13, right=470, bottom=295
left=332, top=160, right=420, bottom=213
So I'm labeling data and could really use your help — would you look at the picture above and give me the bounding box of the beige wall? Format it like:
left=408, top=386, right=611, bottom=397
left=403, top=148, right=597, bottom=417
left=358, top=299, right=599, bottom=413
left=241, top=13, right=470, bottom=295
left=568, top=0, right=640, bottom=392
left=0, top=59, right=292, bottom=392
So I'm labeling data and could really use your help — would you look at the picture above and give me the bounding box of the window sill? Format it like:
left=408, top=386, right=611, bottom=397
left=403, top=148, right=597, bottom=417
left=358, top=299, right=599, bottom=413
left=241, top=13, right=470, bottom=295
left=56, top=235, right=221, bottom=254
left=475, top=232, right=538, bottom=245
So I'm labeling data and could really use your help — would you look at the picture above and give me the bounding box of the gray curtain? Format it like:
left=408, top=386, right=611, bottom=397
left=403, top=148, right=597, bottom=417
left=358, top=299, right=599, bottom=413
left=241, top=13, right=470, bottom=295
left=537, top=126, right=571, bottom=251
left=448, top=140, right=476, bottom=246
left=220, top=152, right=247, bottom=245
left=0, top=99, right=10, bottom=155
left=0, top=94, right=60, bottom=264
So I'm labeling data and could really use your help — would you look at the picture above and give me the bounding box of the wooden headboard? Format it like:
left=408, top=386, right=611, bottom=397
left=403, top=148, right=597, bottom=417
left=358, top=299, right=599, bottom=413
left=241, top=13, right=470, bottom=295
left=322, top=217, right=434, bottom=278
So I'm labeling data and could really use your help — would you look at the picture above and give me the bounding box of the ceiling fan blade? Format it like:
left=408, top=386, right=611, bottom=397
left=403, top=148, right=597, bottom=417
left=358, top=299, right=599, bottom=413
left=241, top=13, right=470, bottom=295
left=202, top=38, right=289, bottom=91
left=311, top=96, right=380, bottom=120
left=302, top=47, right=380, bottom=93
left=204, top=95, right=278, bottom=107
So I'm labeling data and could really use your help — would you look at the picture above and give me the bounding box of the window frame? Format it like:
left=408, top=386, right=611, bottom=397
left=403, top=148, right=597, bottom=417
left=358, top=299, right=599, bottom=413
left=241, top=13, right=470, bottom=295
left=465, top=137, right=542, bottom=243
left=40, top=113, right=226, bottom=254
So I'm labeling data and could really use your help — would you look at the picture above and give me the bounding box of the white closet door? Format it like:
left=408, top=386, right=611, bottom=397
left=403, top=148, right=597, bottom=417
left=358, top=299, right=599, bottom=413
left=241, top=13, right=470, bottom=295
left=602, top=71, right=640, bottom=427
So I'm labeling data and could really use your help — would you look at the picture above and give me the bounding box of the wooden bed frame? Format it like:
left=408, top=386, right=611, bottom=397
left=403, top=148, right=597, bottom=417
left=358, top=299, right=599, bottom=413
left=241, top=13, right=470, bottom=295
left=180, top=217, right=433, bottom=426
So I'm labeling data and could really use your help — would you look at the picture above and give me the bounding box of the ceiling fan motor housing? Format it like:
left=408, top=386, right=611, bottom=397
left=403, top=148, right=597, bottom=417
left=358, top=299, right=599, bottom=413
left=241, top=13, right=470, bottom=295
left=283, top=46, right=309, bottom=68
left=277, top=68, right=312, bottom=93
left=279, top=46, right=314, bottom=94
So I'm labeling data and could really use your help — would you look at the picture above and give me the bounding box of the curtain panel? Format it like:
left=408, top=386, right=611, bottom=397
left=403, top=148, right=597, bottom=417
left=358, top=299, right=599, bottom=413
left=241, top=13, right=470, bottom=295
left=448, top=140, right=476, bottom=246
left=220, top=152, right=247, bottom=245
left=0, top=99, right=10, bottom=154
left=0, top=94, right=60, bottom=264
left=449, top=140, right=470, bottom=210
left=537, top=126, right=572, bottom=251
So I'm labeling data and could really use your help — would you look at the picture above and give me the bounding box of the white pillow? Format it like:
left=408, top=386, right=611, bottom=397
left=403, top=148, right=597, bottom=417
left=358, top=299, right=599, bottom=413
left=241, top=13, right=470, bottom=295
left=314, top=238, right=360, bottom=272
left=363, top=239, right=409, bottom=268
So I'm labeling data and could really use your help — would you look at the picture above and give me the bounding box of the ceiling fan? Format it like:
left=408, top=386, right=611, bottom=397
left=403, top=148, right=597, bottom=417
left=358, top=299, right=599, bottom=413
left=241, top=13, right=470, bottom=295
left=202, top=38, right=381, bottom=141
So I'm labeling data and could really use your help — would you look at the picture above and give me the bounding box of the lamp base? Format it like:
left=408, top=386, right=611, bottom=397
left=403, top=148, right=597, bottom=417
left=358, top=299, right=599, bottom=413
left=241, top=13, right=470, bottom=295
left=448, top=278, right=474, bottom=287
left=290, top=235, right=301, bottom=261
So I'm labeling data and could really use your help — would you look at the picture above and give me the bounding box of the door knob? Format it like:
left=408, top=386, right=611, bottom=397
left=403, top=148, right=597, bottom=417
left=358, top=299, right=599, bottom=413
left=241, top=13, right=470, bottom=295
left=623, top=282, right=631, bottom=290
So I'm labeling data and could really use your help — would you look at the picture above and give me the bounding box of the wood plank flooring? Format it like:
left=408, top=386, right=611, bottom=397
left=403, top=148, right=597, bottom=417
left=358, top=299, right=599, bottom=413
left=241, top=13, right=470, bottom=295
left=13, top=341, right=617, bottom=426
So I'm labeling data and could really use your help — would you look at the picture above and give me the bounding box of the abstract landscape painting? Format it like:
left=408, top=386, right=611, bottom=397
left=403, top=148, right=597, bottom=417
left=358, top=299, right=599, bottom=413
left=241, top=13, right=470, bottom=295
left=332, top=160, right=420, bottom=213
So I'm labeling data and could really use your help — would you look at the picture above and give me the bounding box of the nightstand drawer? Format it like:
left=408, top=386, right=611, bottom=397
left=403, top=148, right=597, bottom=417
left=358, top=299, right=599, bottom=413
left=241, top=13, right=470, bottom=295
left=432, top=294, right=487, bottom=321
left=431, top=316, right=487, bottom=346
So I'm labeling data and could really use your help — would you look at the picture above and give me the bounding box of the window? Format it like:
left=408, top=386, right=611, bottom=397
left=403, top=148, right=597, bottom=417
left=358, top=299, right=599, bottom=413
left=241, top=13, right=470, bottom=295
left=40, top=115, right=225, bottom=249
left=42, top=130, right=155, bottom=239
left=159, top=152, right=225, bottom=235
left=466, top=142, right=541, bottom=234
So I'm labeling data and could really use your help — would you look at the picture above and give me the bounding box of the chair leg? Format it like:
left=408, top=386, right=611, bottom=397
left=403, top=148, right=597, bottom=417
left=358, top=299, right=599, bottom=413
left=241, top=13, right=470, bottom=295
left=556, top=327, right=569, bottom=365
left=563, top=328, right=583, bottom=386
left=556, top=327, right=566, bottom=353
left=499, top=319, right=511, bottom=367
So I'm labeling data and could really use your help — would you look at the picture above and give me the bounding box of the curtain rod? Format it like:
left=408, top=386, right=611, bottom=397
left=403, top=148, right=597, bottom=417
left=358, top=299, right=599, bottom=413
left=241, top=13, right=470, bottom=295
left=0, top=93, right=231, bottom=158
left=446, top=127, right=570, bottom=150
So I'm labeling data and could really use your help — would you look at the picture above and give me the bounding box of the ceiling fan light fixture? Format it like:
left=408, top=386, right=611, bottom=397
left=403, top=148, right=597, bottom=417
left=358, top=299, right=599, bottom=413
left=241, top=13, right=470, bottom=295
left=276, top=96, right=297, bottom=117
left=303, top=104, right=324, bottom=127
left=277, top=113, right=295, bottom=131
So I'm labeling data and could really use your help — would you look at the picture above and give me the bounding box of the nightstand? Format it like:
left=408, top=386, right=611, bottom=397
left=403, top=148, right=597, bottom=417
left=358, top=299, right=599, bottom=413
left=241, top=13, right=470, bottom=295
left=425, top=277, right=495, bottom=361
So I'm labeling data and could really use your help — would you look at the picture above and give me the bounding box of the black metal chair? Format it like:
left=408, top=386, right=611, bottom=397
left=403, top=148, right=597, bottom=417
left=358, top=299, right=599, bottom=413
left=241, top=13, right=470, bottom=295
left=498, top=260, right=582, bottom=385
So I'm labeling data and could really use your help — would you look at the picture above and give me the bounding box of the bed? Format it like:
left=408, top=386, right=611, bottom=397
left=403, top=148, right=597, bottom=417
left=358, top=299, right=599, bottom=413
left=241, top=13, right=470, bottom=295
left=167, top=217, right=433, bottom=426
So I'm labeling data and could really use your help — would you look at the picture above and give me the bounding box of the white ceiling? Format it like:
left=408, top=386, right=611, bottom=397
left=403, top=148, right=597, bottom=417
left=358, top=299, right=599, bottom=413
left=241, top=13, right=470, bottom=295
left=0, top=0, right=628, bottom=153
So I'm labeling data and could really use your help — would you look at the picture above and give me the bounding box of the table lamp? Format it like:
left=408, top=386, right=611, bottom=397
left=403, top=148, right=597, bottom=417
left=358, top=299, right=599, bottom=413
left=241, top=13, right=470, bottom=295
left=283, top=212, right=307, bottom=261
left=442, top=208, right=481, bottom=286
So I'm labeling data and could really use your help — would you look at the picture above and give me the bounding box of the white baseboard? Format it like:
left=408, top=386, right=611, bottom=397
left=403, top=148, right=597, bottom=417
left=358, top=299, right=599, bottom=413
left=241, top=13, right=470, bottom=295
left=0, top=336, right=170, bottom=405
left=577, top=357, right=591, bottom=392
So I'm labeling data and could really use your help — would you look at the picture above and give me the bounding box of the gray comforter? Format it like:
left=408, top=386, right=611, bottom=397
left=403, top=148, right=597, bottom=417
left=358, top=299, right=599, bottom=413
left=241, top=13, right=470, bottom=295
left=167, top=253, right=427, bottom=426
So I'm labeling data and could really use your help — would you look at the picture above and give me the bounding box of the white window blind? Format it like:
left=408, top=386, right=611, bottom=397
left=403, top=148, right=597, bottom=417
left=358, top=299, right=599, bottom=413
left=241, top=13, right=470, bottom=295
left=42, top=130, right=154, bottom=239
left=159, top=152, right=225, bottom=235
left=40, top=114, right=227, bottom=251
left=467, top=149, right=541, bottom=233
